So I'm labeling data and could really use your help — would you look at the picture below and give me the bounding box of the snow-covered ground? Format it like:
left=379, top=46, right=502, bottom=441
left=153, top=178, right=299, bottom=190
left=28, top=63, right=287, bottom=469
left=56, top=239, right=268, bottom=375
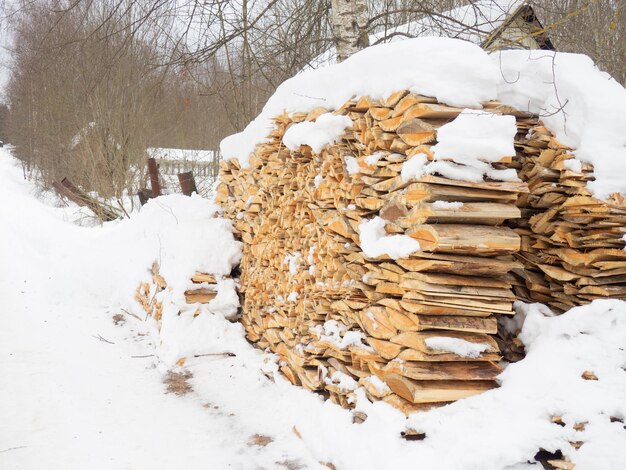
left=2, top=146, right=626, bottom=470
left=0, top=150, right=321, bottom=469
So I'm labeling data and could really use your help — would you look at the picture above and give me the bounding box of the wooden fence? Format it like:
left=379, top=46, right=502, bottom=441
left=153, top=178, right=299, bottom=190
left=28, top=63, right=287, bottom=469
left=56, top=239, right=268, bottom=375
left=155, top=159, right=218, bottom=179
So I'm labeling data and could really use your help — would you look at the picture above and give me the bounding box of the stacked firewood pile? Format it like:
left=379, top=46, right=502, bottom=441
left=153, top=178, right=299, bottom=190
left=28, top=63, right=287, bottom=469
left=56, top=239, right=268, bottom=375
left=216, top=92, right=538, bottom=413
left=510, top=121, right=626, bottom=312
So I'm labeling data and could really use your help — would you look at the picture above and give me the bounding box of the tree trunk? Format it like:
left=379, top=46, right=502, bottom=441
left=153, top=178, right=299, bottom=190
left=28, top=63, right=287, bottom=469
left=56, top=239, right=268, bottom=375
left=330, top=0, right=370, bottom=63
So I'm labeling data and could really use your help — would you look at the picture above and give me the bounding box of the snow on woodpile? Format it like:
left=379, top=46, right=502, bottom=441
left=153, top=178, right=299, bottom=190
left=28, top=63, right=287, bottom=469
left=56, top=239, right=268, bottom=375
left=222, top=37, right=626, bottom=200
left=494, top=49, right=626, bottom=199
left=216, top=36, right=626, bottom=419
left=221, top=38, right=499, bottom=167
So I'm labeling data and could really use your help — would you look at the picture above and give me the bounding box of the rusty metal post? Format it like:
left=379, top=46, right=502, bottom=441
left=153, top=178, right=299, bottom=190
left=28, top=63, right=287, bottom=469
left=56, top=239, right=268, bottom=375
left=178, top=171, right=197, bottom=196
left=147, top=158, right=161, bottom=197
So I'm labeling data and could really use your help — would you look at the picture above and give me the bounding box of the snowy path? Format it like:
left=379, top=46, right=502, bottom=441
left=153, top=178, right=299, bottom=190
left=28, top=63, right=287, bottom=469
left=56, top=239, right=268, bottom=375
left=0, top=153, right=322, bottom=470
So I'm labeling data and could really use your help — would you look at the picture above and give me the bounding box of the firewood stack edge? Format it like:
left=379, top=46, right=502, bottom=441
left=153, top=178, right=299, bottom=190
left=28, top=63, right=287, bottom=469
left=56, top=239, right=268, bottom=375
left=511, top=122, right=626, bottom=311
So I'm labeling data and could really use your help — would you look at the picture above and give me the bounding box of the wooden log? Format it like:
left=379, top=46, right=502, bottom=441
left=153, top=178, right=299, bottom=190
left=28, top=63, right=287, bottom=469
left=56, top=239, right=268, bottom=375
left=402, top=103, right=463, bottom=120
left=191, top=273, right=218, bottom=284
left=384, top=360, right=502, bottom=381
left=396, top=253, right=522, bottom=276
left=407, top=224, right=521, bottom=255
left=382, top=393, right=444, bottom=414
left=185, top=288, right=218, bottom=304
left=390, top=331, right=499, bottom=357
left=398, top=202, right=521, bottom=226
left=384, top=374, right=496, bottom=403
left=54, top=178, right=119, bottom=221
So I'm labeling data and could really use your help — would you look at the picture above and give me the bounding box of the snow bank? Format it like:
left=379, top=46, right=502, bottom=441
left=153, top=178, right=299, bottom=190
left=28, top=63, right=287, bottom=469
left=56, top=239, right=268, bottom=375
left=282, top=113, right=352, bottom=153
left=358, top=216, right=420, bottom=259
left=133, top=195, right=241, bottom=288
left=119, top=195, right=243, bottom=362
left=494, top=49, right=626, bottom=199
left=1, top=162, right=242, bottom=365
left=221, top=37, right=499, bottom=167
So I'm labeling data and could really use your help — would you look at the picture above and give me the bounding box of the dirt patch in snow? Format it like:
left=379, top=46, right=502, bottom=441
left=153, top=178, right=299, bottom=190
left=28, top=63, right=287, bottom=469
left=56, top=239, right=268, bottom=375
left=163, top=370, right=193, bottom=396
left=276, top=459, right=305, bottom=470
left=248, top=433, right=273, bottom=447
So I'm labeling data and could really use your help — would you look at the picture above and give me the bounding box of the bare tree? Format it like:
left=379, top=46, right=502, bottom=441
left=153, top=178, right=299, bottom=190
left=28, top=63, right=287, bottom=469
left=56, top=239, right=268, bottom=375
left=5, top=1, right=176, bottom=197
left=531, top=0, right=626, bottom=85
left=330, top=0, right=369, bottom=62
left=4, top=0, right=624, bottom=205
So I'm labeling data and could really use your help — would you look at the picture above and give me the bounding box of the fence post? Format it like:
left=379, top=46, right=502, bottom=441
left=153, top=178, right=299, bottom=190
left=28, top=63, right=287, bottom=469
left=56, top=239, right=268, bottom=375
left=178, top=171, right=197, bottom=196
left=147, top=158, right=161, bottom=197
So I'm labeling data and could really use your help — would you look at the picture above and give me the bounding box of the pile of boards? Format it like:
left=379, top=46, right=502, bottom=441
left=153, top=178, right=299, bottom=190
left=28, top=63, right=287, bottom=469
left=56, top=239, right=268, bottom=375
left=135, top=262, right=224, bottom=324
left=510, top=121, right=626, bottom=312
left=216, top=91, right=538, bottom=413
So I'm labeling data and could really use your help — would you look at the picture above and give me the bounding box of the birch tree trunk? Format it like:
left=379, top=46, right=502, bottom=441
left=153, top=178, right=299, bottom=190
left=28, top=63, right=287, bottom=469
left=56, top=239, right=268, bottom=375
left=330, top=0, right=370, bottom=62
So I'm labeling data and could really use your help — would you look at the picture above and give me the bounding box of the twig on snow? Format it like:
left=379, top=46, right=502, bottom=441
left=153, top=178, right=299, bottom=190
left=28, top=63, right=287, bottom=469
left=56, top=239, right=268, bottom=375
left=0, top=446, right=27, bottom=453
left=121, top=308, right=143, bottom=321
left=193, top=352, right=236, bottom=358
left=93, top=334, right=115, bottom=344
